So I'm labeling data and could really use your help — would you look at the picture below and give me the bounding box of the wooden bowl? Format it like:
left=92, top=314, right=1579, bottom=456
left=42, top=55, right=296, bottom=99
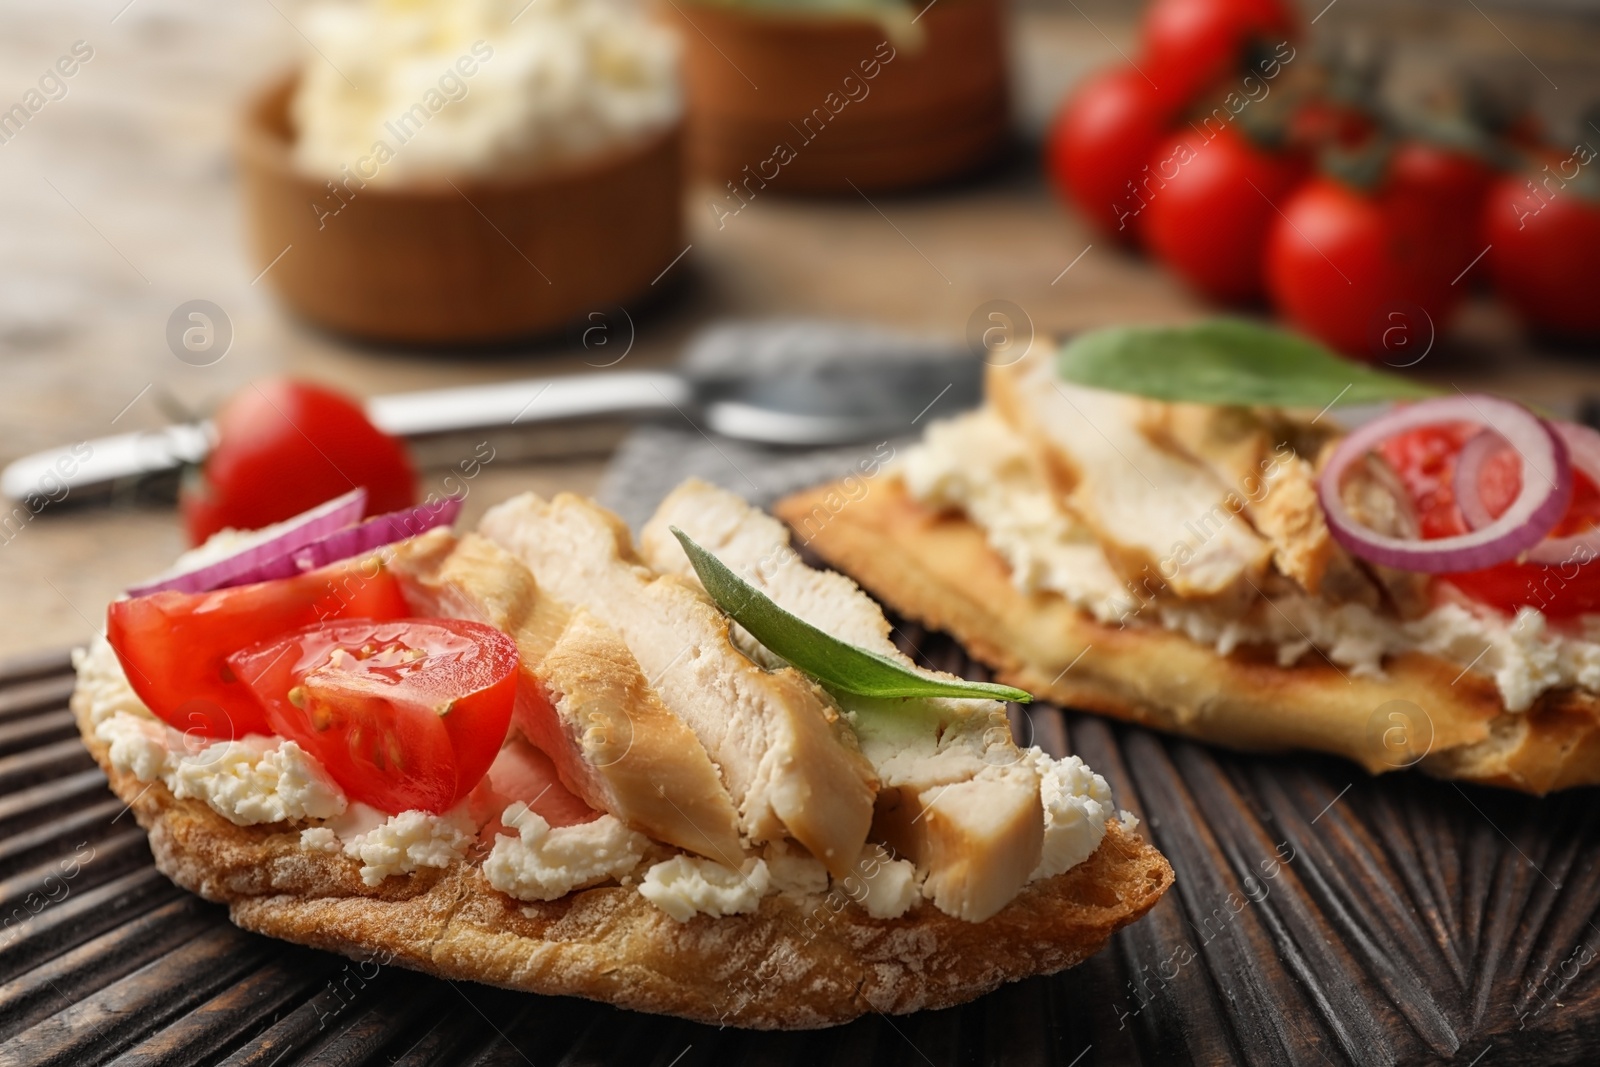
left=236, top=75, right=686, bottom=346
left=658, top=0, right=1008, bottom=195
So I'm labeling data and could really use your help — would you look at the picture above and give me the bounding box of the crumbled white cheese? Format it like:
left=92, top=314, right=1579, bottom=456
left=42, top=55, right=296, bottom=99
left=333, top=804, right=476, bottom=886
left=72, top=637, right=155, bottom=726
left=293, top=0, right=681, bottom=184
left=903, top=409, right=1600, bottom=712
left=482, top=802, right=648, bottom=902
left=841, top=844, right=922, bottom=920
left=94, top=711, right=347, bottom=827
left=1022, top=749, right=1113, bottom=881
left=299, top=826, right=341, bottom=853
left=903, top=410, right=1138, bottom=624
left=763, top=840, right=830, bottom=896
left=167, top=736, right=347, bottom=825
left=95, top=711, right=174, bottom=780
left=1118, top=810, right=1141, bottom=834
left=638, top=856, right=769, bottom=922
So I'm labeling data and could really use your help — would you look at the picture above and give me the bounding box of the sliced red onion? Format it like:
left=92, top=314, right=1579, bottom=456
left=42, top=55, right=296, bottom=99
left=1318, top=395, right=1572, bottom=573
left=1452, top=429, right=1508, bottom=531
left=126, top=488, right=367, bottom=597
left=223, top=496, right=465, bottom=586
left=1456, top=421, right=1600, bottom=566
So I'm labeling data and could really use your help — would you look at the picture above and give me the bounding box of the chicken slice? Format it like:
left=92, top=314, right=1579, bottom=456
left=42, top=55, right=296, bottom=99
left=479, top=493, right=878, bottom=879
left=988, top=354, right=1272, bottom=602
left=1134, top=399, right=1384, bottom=607
left=640, top=478, right=1045, bottom=922
left=388, top=530, right=744, bottom=863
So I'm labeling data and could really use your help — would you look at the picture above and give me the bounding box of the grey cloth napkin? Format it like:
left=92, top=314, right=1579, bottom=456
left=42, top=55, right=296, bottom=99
left=597, top=319, right=963, bottom=529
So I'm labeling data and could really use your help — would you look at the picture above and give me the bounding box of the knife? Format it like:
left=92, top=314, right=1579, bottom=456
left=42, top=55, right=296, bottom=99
left=2, top=352, right=982, bottom=506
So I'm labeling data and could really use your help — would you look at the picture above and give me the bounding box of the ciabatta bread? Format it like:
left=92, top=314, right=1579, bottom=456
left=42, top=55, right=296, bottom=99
left=775, top=478, right=1600, bottom=795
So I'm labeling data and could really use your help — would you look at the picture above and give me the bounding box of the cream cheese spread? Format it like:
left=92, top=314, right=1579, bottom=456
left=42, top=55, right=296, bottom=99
left=639, top=856, right=770, bottom=922
left=95, top=711, right=347, bottom=826
left=903, top=409, right=1600, bottom=712
left=1022, top=749, right=1113, bottom=881
left=292, top=0, right=681, bottom=184
left=482, top=802, right=649, bottom=901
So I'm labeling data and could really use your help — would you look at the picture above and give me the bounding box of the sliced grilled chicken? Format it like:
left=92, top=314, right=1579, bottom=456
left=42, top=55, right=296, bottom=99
left=388, top=530, right=744, bottom=863
left=1134, top=400, right=1384, bottom=608
left=988, top=355, right=1272, bottom=603
left=479, top=493, right=878, bottom=879
left=640, top=479, right=1045, bottom=922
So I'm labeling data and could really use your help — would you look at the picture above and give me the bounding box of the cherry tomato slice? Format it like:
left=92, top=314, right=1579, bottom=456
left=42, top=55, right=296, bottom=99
left=106, top=556, right=411, bottom=739
left=228, top=619, right=518, bottom=814
left=1378, top=425, right=1600, bottom=617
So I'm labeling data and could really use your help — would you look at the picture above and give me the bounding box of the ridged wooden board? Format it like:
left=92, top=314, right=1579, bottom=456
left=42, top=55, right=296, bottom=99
left=4, top=630, right=1598, bottom=1066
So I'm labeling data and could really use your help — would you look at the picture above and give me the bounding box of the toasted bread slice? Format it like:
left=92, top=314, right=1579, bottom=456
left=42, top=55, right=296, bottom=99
left=71, top=686, right=1174, bottom=1029
left=775, top=478, right=1600, bottom=795
left=388, top=530, right=745, bottom=864
left=641, top=478, right=1046, bottom=922
left=480, top=493, right=879, bottom=879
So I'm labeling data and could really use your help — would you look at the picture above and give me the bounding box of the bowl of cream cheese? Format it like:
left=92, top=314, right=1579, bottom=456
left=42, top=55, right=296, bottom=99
left=238, top=0, right=686, bottom=345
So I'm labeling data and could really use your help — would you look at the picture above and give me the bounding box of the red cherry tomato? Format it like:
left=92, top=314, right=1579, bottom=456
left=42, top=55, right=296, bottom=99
left=182, top=379, right=416, bottom=546
left=1483, top=161, right=1600, bottom=339
left=1387, top=141, right=1497, bottom=287
left=1046, top=66, right=1177, bottom=242
left=1141, top=0, right=1297, bottom=105
left=230, top=618, right=518, bottom=814
left=1142, top=126, right=1307, bottom=303
left=1378, top=424, right=1600, bottom=617
left=106, top=557, right=412, bottom=739
left=1265, top=176, right=1460, bottom=359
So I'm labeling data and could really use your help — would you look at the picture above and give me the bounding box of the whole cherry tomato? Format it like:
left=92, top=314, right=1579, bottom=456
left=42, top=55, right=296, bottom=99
left=1483, top=151, right=1600, bottom=339
left=231, top=618, right=519, bottom=814
left=1046, top=65, right=1177, bottom=242
left=1141, top=0, right=1297, bottom=105
left=1265, top=174, right=1461, bottom=359
left=1387, top=140, right=1498, bottom=287
left=1142, top=125, right=1307, bottom=303
left=182, top=379, right=415, bottom=546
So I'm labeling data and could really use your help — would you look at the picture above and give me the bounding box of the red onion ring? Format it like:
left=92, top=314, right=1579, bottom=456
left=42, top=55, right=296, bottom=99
left=1455, top=420, right=1600, bottom=566
left=1318, top=395, right=1572, bottom=573
left=1452, top=429, right=1508, bottom=532
left=126, top=488, right=367, bottom=597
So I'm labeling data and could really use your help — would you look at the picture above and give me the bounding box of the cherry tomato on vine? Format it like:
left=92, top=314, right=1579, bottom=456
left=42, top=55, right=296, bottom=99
left=1482, top=160, right=1600, bottom=340
left=1387, top=140, right=1498, bottom=287
left=1265, top=175, right=1460, bottom=359
left=1142, top=125, right=1307, bottom=303
left=1046, top=65, right=1177, bottom=242
left=1141, top=0, right=1297, bottom=105
left=182, top=379, right=415, bottom=547
left=230, top=618, right=519, bottom=814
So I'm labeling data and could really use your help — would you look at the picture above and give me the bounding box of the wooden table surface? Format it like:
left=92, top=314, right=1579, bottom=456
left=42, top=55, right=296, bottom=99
left=2, top=0, right=1597, bottom=658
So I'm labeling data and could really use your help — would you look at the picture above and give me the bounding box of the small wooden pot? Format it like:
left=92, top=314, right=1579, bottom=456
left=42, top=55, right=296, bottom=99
left=236, top=75, right=686, bottom=346
left=659, top=0, right=1008, bottom=195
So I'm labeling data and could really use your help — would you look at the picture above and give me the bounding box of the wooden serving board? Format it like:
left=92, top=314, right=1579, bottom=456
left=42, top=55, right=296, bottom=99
left=3, top=631, right=1598, bottom=1066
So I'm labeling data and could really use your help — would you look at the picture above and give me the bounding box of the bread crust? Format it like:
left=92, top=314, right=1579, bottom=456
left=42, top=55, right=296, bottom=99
left=775, top=479, right=1600, bottom=796
left=72, top=683, right=1172, bottom=1028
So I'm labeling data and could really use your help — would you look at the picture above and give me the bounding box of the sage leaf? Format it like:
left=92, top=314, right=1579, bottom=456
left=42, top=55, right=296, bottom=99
left=1057, top=319, right=1440, bottom=408
left=670, top=527, right=1032, bottom=704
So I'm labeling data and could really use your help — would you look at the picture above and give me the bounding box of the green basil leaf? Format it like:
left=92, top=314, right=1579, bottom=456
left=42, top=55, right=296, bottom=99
left=671, top=527, right=1032, bottom=704
left=1057, top=319, right=1440, bottom=408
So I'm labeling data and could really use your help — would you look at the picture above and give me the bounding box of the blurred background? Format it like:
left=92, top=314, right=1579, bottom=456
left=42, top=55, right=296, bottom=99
left=2, top=0, right=1597, bottom=655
